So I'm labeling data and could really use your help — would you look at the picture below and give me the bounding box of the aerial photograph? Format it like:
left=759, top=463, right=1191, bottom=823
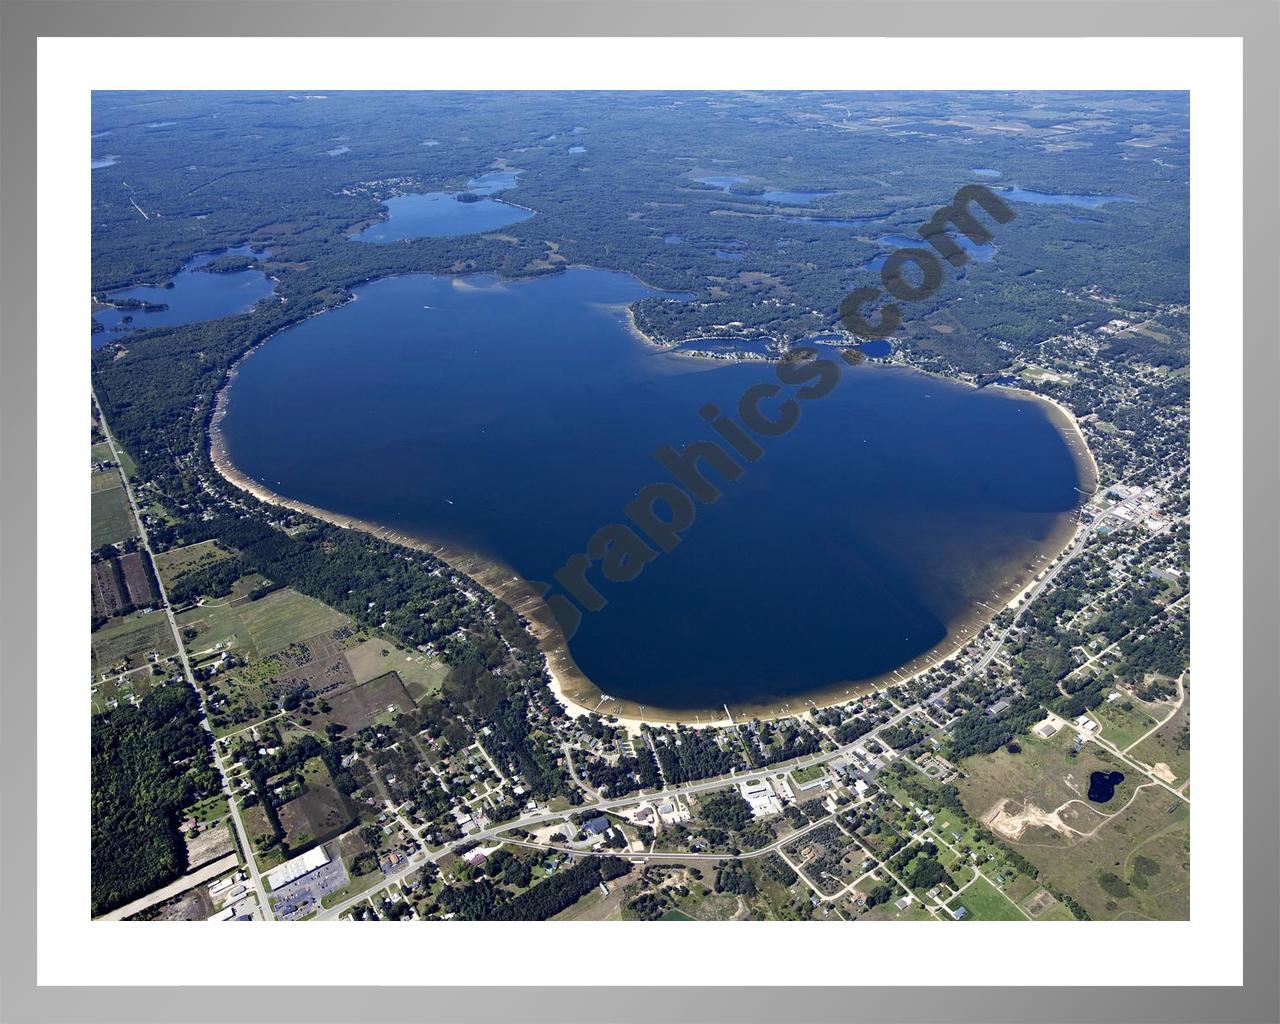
left=89, top=90, right=1190, bottom=924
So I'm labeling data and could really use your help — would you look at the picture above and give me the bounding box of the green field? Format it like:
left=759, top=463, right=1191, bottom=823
left=91, top=485, right=136, bottom=548
left=237, top=588, right=351, bottom=657
left=178, top=584, right=350, bottom=662
left=947, top=875, right=1028, bottom=921
left=153, top=539, right=234, bottom=589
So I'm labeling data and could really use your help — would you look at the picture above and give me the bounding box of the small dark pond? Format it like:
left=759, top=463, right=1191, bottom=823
left=1088, top=770, right=1126, bottom=803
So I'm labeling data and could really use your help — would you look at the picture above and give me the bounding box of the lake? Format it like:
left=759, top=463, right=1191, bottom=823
left=91, top=246, right=275, bottom=347
left=352, top=191, right=532, bottom=242
left=217, top=268, right=1088, bottom=714
left=997, top=187, right=1138, bottom=209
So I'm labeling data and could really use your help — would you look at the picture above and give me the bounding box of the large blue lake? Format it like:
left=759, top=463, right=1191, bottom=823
left=218, top=268, right=1087, bottom=712
left=92, top=246, right=275, bottom=347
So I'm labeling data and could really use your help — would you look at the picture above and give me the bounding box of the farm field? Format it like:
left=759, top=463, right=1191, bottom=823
left=236, top=588, right=351, bottom=658
left=91, top=469, right=122, bottom=493
left=91, top=614, right=176, bottom=680
left=91, top=485, right=136, bottom=548
left=178, top=584, right=350, bottom=662
left=343, top=637, right=448, bottom=700
left=152, top=539, right=235, bottom=590
left=318, top=672, right=414, bottom=733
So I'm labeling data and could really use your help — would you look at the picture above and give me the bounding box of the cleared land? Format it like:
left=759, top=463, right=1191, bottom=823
left=153, top=539, right=234, bottom=590
left=178, top=585, right=350, bottom=662
left=91, top=486, right=136, bottom=548
left=957, top=729, right=1189, bottom=920
left=343, top=637, right=448, bottom=701
left=91, top=614, right=176, bottom=680
left=1130, top=683, right=1191, bottom=788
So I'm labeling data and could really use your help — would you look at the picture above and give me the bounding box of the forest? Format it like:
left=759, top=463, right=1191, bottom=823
left=91, top=685, right=219, bottom=916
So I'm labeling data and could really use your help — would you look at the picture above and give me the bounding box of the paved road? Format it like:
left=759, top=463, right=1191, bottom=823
left=95, top=852, right=239, bottom=921
left=93, top=393, right=275, bottom=921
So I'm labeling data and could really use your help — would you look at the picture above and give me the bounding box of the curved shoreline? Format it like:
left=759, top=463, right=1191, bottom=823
left=209, top=297, right=1099, bottom=730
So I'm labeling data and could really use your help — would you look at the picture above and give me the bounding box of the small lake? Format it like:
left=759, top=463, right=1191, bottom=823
left=877, top=232, right=996, bottom=263
left=782, top=213, right=886, bottom=229
left=1088, top=770, right=1126, bottom=803
left=997, top=187, right=1138, bottom=209
left=92, top=246, right=275, bottom=347
left=219, top=268, right=1088, bottom=712
left=352, top=192, right=532, bottom=242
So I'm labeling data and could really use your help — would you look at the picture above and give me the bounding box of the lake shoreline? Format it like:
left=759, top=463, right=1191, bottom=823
left=208, top=283, right=1100, bottom=730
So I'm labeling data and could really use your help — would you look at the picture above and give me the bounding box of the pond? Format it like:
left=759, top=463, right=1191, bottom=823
left=91, top=246, right=275, bottom=347
left=218, top=268, right=1089, bottom=712
left=1088, top=770, right=1126, bottom=803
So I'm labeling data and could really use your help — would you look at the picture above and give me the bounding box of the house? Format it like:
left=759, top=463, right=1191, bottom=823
left=584, top=816, right=610, bottom=836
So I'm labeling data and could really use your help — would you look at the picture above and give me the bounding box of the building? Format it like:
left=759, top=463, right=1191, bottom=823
left=584, top=816, right=610, bottom=836
left=263, top=845, right=330, bottom=890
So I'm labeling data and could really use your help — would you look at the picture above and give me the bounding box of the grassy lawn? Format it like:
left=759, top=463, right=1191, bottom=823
left=948, top=875, right=1027, bottom=921
left=791, top=763, right=827, bottom=786
left=91, top=485, right=136, bottom=548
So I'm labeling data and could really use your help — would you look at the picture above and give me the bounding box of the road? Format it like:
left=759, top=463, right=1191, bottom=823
left=93, top=393, right=275, bottom=920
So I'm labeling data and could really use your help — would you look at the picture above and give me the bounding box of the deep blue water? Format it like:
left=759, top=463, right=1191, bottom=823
left=219, top=268, right=1084, bottom=709
left=997, top=187, right=1137, bottom=209
left=353, top=191, right=532, bottom=242
left=91, top=246, right=275, bottom=347
left=1088, top=770, right=1125, bottom=803
left=856, top=340, right=893, bottom=359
